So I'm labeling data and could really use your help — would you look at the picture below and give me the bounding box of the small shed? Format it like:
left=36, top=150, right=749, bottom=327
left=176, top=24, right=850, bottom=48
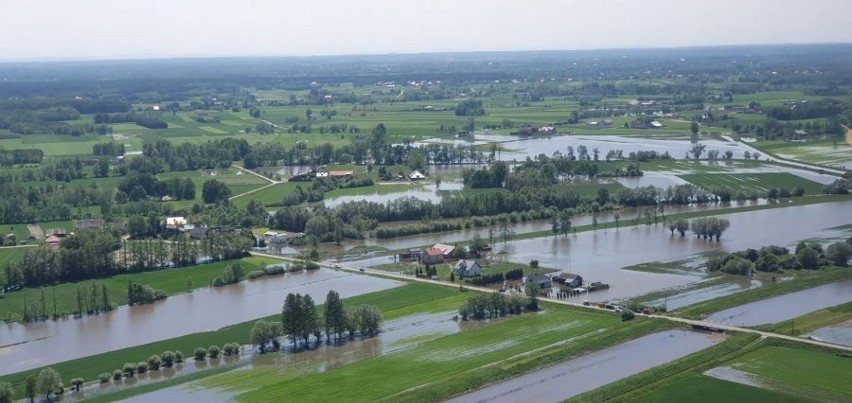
left=409, top=170, right=426, bottom=181
left=525, top=274, right=552, bottom=290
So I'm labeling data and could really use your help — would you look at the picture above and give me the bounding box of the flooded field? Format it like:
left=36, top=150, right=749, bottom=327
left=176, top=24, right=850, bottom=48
left=644, top=279, right=761, bottom=311
left=323, top=182, right=463, bottom=208
left=707, top=280, right=852, bottom=326
left=808, top=319, right=852, bottom=347
left=0, top=270, right=401, bottom=376
left=448, top=329, right=722, bottom=403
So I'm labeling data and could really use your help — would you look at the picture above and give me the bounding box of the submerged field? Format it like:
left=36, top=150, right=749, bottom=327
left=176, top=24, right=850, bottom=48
left=678, top=172, right=824, bottom=195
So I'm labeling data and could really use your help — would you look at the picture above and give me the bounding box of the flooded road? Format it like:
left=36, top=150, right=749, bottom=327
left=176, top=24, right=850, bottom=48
left=707, top=280, right=852, bottom=326
left=0, top=270, right=401, bottom=376
left=447, top=329, right=721, bottom=403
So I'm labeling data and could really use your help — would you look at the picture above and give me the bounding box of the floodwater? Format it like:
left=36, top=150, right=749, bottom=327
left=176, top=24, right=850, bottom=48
left=494, top=135, right=738, bottom=162
left=503, top=200, right=852, bottom=301
left=707, top=280, right=852, bottom=326
left=644, top=279, right=761, bottom=311
left=808, top=319, right=852, bottom=347
left=447, top=329, right=722, bottom=403
left=123, top=385, right=233, bottom=403
left=0, top=270, right=401, bottom=376
left=324, top=182, right=464, bottom=208
left=352, top=200, right=764, bottom=252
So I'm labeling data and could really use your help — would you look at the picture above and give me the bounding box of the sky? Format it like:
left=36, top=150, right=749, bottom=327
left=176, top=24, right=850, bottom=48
left=1, top=0, right=850, bottom=61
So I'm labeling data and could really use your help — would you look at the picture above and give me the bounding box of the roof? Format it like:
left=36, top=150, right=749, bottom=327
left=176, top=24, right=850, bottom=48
left=455, top=259, right=480, bottom=270
left=432, top=243, right=456, bottom=256
left=329, top=171, right=354, bottom=177
left=425, top=247, right=444, bottom=256
left=409, top=170, right=426, bottom=179
left=45, top=235, right=61, bottom=243
left=555, top=272, right=581, bottom=280
left=166, top=217, right=186, bottom=226
left=75, top=219, right=105, bottom=230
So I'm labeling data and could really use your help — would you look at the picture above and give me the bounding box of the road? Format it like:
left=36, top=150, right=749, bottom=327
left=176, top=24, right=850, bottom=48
left=251, top=251, right=852, bottom=353
left=722, top=135, right=846, bottom=175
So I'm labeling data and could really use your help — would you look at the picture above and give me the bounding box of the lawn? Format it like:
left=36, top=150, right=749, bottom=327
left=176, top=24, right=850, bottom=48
left=0, top=246, right=33, bottom=268
left=230, top=182, right=302, bottom=208
left=0, top=256, right=276, bottom=322
left=678, top=172, right=824, bottom=195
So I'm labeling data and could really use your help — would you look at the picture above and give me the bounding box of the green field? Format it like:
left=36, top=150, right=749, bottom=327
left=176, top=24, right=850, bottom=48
left=0, top=256, right=275, bottom=322
left=626, top=374, right=809, bottom=403
left=678, top=172, right=824, bottom=195
left=197, top=301, right=666, bottom=402
left=0, top=246, right=32, bottom=268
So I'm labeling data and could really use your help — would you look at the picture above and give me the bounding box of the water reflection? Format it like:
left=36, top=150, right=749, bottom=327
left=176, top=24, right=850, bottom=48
left=0, top=270, right=401, bottom=376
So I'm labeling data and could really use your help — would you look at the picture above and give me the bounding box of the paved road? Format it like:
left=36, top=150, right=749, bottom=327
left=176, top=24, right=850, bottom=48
left=251, top=251, right=852, bottom=353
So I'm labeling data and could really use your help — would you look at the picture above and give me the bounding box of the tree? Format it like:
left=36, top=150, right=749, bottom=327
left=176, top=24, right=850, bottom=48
left=250, top=320, right=281, bottom=353
left=614, top=212, right=620, bottom=231
left=826, top=241, right=852, bottom=267
left=324, top=290, right=346, bottom=341
left=202, top=179, right=231, bottom=203
left=160, top=351, right=175, bottom=368
left=469, top=233, right=488, bottom=257
left=690, top=143, right=706, bottom=160
left=38, top=367, right=62, bottom=400
left=208, top=345, right=221, bottom=359
left=194, top=347, right=207, bottom=361
left=70, top=378, right=83, bottom=392
left=797, top=246, right=820, bottom=270
left=25, top=376, right=36, bottom=403
left=674, top=219, right=689, bottom=237
left=282, top=293, right=301, bottom=347
left=0, top=381, right=14, bottom=403
left=147, top=355, right=162, bottom=371
left=455, top=99, right=486, bottom=116
left=690, top=121, right=700, bottom=143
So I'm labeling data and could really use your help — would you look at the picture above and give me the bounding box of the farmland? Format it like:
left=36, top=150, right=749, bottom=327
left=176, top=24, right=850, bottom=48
left=678, top=172, right=824, bottom=195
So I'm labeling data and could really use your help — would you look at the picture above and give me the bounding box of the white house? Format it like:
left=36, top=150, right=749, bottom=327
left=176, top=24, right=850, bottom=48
left=454, top=260, right=482, bottom=278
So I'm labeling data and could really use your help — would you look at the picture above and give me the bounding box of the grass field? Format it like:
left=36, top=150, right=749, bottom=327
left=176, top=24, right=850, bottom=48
left=0, top=246, right=33, bottom=268
left=678, top=172, right=824, bottom=195
left=0, top=256, right=276, bottom=322
left=195, top=302, right=668, bottom=402
left=624, top=373, right=809, bottom=403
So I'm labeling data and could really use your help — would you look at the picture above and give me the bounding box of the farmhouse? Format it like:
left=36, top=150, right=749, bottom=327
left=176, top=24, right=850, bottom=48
left=432, top=243, right=456, bottom=257
left=264, top=231, right=287, bottom=244
left=45, top=228, right=66, bottom=238
left=409, top=170, right=426, bottom=181
left=165, top=217, right=187, bottom=228
left=399, top=248, right=422, bottom=260
left=525, top=274, right=552, bottom=289
left=422, top=247, right=445, bottom=264
left=552, top=272, right=584, bottom=288
left=454, top=260, right=482, bottom=278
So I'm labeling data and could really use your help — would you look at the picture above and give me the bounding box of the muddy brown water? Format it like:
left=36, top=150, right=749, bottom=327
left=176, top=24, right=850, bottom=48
left=707, top=279, right=852, bottom=326
left=0, top=270, right=401, bottom=376
left=446, top=329, right=722, bottom=403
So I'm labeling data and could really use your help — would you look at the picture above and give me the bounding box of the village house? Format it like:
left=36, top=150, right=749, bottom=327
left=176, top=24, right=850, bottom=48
left=422, top=247, right=445, bottom=264
left=45, top=228, right=66, bottom=238
left=454, top=259, right=482, bottom=278
left=264, top=231, right=287, bottom=244
left=552, top=272, right=584, bottom=288
left=408, top=170, right=426, bottom=181
left=525, top=274, right=552, bottom=290
left=399, top=248, right=422, bottom=260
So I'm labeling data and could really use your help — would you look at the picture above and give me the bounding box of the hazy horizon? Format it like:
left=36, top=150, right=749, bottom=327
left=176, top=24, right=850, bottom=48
left=2, top=0, right=851, bottom=62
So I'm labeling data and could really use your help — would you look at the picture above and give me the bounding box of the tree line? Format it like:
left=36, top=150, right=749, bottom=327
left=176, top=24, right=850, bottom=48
left=707, top=238, right=852, bottom=276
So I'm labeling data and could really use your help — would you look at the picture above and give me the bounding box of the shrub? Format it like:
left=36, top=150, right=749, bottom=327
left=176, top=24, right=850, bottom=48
left=99, top=373, right=110, bottom=383
left=174, top=350, right=184, bottom=363
left=248, top=270, right=266, bottom=280
left=112, top=370, right=122, bottom=381
left=136, top=362, right=148, bottom=374
left=160, top=351, right=175, bottom=368
left=71, top=378, right=84, bottom=391
left=194, top=347, right=207, bottom=361
left=123, top=363, right=136, bottom=377
left=621, top=310, right=635, bottom=321
left=223, top=342, right=240, bottom=356
left=147, top=355, right=161, bottom=371
left=208, top=345, right=221, bottom=359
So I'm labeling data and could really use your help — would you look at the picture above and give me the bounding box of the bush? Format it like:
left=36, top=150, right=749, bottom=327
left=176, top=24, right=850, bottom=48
left=160, top=351, right=175, bottom=368
left=248, top=270, right=266, bottom=280
left=147, top=355, right=161, bottom=371
left=223, top=342, right=240, bottom=356
left=112, top=369, right=122, bottom=381
left=99, top=373, right=110, bottom=383
left=263, top=265, right=287, bottom=275
left=71, top=378, right=84, bottom=391
left=621, top=310, right=635, bottom=321
left=194, top=347, right=207, bottom=361
left=208, top=345, right=221, bottom=359
left=174, top=350, right=184, bottom=363
left=123, top=363, right=136, bottom=377
left=136, top=362, right=148, bottom=374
